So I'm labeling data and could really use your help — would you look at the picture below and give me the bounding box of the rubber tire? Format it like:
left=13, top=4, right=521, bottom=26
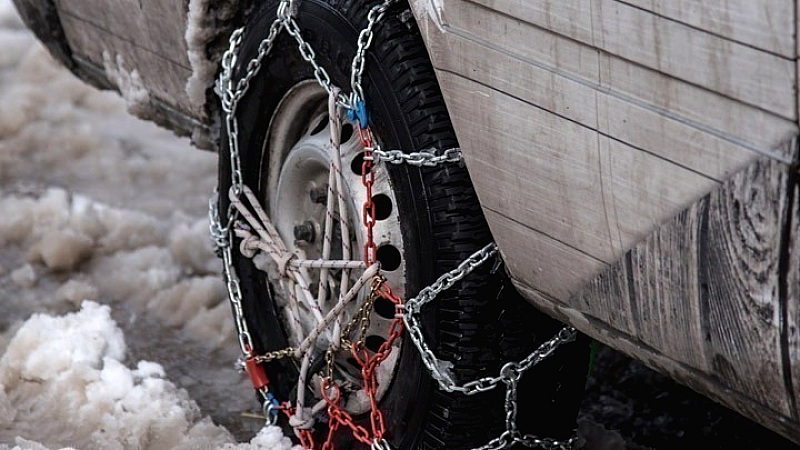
left=218, top=1, right=591, bottom=448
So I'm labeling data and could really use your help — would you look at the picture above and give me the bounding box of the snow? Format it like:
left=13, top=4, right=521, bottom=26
left=102, top=53, right=152, bottom=118
left=185, top=0, right=243, bottom=114
left=0, top=302, right=296, bottom=450
left=0, top=302, right=222, bottom=449
left=185, top=0, right=218, bottom=112
left=0, top=1, right=297, bottom=448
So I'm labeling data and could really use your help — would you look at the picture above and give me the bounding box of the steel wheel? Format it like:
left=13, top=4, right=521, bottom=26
left=262, top=80, right=404, bottom=412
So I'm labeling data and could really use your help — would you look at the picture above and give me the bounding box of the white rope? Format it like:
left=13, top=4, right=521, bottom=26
left=228, top=121, right=381, bottom=427
left=294, top=263, right=380, bottom=356
left=318, top=146, right=336, bottom=312
left=329, top=88, right=353, bottom=348
left=242, top=233, right=367, bottom=270
left=294, top=353, right=314, bottom=434
left=230, top=186, right=331, bottom=342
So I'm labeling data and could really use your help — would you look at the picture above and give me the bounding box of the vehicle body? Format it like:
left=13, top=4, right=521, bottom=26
left=13, top=0, right=800, bottom=444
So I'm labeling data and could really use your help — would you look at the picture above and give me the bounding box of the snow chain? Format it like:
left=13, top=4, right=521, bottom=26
left=208, top=1, right=579, bottom=448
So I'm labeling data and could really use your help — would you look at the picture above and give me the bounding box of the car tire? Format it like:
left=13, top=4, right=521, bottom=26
left=218, top=1, right=590, bottom=448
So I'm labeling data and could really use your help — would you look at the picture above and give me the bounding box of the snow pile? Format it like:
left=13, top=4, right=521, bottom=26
left=0, top=302, right=226, bottom=449
left=0, top=302, right=296, bottom=450
left=0, top=185, right=234, bottom=346
left=0, top=6, right=230, bottom=341
left=220, top=428, right=298, bottom=450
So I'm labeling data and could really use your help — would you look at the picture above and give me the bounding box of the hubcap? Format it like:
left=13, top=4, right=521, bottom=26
left=263, top=80, right=406, bottom=413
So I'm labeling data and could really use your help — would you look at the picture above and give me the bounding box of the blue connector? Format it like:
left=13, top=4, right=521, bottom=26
left=265, top=392, right=280, bottom=418
left=347, top=99, right=369, bottom=129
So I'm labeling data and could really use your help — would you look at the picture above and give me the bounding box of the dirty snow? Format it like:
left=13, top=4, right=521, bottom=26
left=185, top=0, right=218, bottom=112
left=102, top=52, right=152, bottom=117
left=0, top=1, right=296, bottom=448
left=0, top=302, right=228, bottom=450
left=185, top=0, right=244, bottom=114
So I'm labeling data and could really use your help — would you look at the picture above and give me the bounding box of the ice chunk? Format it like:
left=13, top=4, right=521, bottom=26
left=29, top=229, right=94, bottom=271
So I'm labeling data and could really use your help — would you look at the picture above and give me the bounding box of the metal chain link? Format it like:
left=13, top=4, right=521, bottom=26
left=222, top=233, right=254, bottom=356
left=253, top=347, right=297, bottom=364
left=211, top=0, right=302, bottom=360
left=367, top=147, right=463, bottom=167
left=402, top=243, right=579, bottom=449
left=469, top=359, right=579, bottom=450
left=403, top=243, right=576, bottom=396
left=277, top=0, right=401, bottom=111
left=350, top=0, right=399, bottom=104
left=405, top=243, right=498, bottom=317
left=213, top=19, right=282, bottom=257
left=282, top=14, right=343, bottom=106
left=339, top=276, right=383, bottom=351
left=209, top=9, right=292, bottom=415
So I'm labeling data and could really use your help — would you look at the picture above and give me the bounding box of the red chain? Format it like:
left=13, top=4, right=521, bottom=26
left=281, top=403, right=316, bottom=449
left=352, top=279, right=405, bottom=440
left=294, top=125, right=405, bottom=449
left=322, top=380, right=372, bottom=446
left=359, top=127, right=377, bottom=265
left=319, top=279, right=404, bottom=447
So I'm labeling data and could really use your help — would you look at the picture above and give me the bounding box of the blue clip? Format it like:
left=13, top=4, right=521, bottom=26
left=265, top=392, right=280, bottom=417
left=347, top=99, right=369, bottom=129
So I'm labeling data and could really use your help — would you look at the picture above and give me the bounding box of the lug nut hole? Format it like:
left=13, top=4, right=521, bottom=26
left=341, top=123, right=354, bottom=143
left=374, top=296, right=396, bottom=319
left=365, top=335, right=387, bottom=353
left=351, top=152, right=371, bottom=176
left=372, top=194, right=392, bottom=221
left=376, top=245, right=401, bottom=271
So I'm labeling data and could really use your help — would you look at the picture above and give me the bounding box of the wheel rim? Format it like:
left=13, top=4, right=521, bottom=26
left=262, top=80, right=406, bottom=414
